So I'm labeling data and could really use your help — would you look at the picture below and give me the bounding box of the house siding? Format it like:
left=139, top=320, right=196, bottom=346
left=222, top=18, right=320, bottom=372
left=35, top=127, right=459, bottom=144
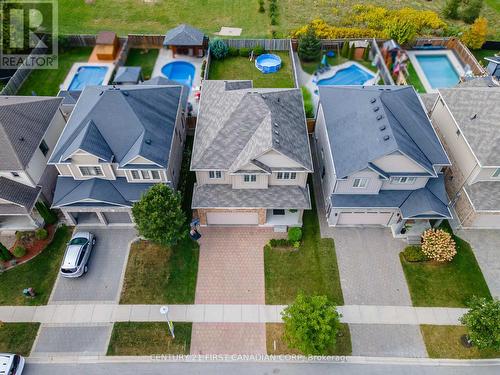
left=269, top=172, right=307, bottom=187
left=380, top=177, right=429, bottom=190
left=334, top=170, right=382, bottom=195
left=372, top=153, right=430, bottom=173
left=231, top=174, right=268, bottom=189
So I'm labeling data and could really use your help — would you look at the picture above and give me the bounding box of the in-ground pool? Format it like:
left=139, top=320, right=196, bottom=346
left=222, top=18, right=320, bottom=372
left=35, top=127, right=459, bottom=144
left=68, top=66, right=109, bottom=91
left=317, top=64, right=375, bottom=86
left=415, top=54, right=459, bottom=89
left=161, top=61, right=196, bottom=88
left=255, top=54, right=282, bottom=74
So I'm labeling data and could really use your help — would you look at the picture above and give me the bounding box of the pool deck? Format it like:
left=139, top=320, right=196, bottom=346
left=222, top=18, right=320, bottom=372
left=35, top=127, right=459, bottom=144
left=60, top=62, right=115, bottom=91
left=152, top=48, right=204, bottom=114
left=407, top=49, right=465, bottom=93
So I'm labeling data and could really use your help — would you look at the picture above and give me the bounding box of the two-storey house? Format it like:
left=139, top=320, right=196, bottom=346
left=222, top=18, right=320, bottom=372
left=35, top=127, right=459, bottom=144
left=428, top=83, right=500, bottom=228
left=0, top=96, right=65, bottom=232
left=191, top=80, right=313, bottom=227
left=315, top=86, right=452, bottom=239
left=49, top=84, right=186, bottom=226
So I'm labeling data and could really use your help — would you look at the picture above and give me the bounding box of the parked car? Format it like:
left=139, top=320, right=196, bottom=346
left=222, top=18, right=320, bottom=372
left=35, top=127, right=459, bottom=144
left=60, top=232, right=96, bottom=278
left=0, top=353, right=25, bottom=375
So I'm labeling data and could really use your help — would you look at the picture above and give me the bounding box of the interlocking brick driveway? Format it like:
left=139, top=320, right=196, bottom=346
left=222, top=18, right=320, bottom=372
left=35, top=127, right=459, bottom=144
left=191, top=227, right=280, bottom=354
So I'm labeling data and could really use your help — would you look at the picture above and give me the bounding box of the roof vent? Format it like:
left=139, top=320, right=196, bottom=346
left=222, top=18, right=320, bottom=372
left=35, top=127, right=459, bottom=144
left=145, top=139, right=152, bottom=145
left=122, top=91, right=129, bottom=96
left=274, top=130, right=279, bottom=135
left=379, top=125, right=386, bottom=131
left=383, top=135, right=390, bottom=141
left=261, top=94, right=267, bottom=99
left=277, top=97, right=280, bottom=102
left=470, top=113, right=477, bottom=120
left=370, top=98, right=376, bottom=103
left=99, top=91, right=104, bottom=96
left=275, top=139, right=280, bottom=145
left=376, top=114, right=383, bottom=121
left=274, top=122, right=279, bottom=128
left=19, top=136, right=25, bottom=142
left=373, top=106, right=380, bottom=112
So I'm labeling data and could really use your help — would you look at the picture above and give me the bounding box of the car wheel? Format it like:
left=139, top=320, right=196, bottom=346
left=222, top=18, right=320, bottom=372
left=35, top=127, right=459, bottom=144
left=84, top=265, right=88, bottom=273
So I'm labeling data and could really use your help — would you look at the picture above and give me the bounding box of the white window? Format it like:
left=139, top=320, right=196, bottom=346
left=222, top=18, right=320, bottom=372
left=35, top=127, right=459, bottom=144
left=492, top=168, right=500, bottom=178
left=209, top=170, right=222, bottom=179
left=130, top=170, right=162, bottom=181
left=277, top=172, right=297, bottom=180
left=79, top=166, right=103, bottom=176
left=352, top=177, right=368, bottom=188
left=390, top=177, right=417, bottom=184
left=244, top=174, right=257, bottom=183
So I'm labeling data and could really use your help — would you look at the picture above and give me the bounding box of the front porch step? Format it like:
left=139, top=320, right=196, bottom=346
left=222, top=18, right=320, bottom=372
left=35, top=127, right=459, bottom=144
left=406, top=236, right=422, bottom=245
left=273, top=225, right=287, bottom=233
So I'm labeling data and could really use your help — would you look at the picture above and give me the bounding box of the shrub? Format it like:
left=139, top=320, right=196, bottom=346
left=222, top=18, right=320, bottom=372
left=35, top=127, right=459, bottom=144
left=258, top=0, right=265, bottom=13
left=282, top=293, right=341, bottom=355
left=268, top=0, right=277, bottom=14
left=35, top=228, right=48, bottom=240
left=269, top=238, right=290, bottom=247
left=228, top=47, right=239, bottom=57
left=253, top=45, right=265, bottom=56
left=341, top=41, right=349, bottom=58
left=239, top=47, right=250, bottom=57
left=362, top=44, right=371, bottom=61
left=12, top=246, right=26, bottom=258
left=462, top=17, right=488, bottom=50
left=402, top=245, right=428, bottom=262
left=421, top=228, right=457, bottom=262
left=301, top=87, right=314, bottom=118
left=35, top=201, right=58, bottom=225
left=348, top=42, right=355, bottom=59
left=209, top=38, right=229, bottom=60
left=200, top=59, right=207, bottom=78
left=460, top=297, right=500, bottom=350
left=461, top=0, right=483, bottom=24
left=386, top=19, right=417, bottom=45
left=288, top=227, right=302, bottom=242
left=443, top=0, right=461, bottom=19
left=298, top=26, right=321, bottom=62
left=0, top=242, right=13, bottom=262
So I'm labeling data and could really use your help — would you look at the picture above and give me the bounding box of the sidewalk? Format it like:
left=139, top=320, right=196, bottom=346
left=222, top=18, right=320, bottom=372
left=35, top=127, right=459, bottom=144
left=0, top=304, right=467, bottom=325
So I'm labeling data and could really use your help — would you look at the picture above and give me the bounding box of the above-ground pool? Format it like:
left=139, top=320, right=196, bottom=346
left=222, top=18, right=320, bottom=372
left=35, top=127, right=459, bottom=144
left=255, top=54, right=282, bottom=74
left=68, top=66, right=109, bottom=91
left=317, top=64, right=375, bottom=86
left=161, top=61, right=196, bottom=88
left=415, top=54, right=459, bottom=89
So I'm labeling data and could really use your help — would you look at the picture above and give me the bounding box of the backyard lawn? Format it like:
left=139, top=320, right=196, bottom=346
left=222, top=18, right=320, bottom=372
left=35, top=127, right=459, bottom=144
left=406, top=62, right=426, bottom=93
left=300, top=54, right=376, bottom=76
left=0, top=226, right=71, bottom=306
left=17, top=47, right=92, bottom=96
left=472, top=49, right=499, bottom=67
left=124, top=48, right=159, bottom=80
left=264, top=183, right=344, bottom=305
left=266, top=323, right=351, bottom=356
left=420, top=325, right=500, bottom=359
left=0, top=323, right=40, bottom=356
left=208, top=51, right=295, bottom=88
left=400, top=222, right=491, bottom=307
left=107, top=322, right=191, bottom=355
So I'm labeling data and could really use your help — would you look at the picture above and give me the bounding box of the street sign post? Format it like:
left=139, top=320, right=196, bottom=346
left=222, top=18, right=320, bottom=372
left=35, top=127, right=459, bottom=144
left=160, top=306, right=175, bottom=338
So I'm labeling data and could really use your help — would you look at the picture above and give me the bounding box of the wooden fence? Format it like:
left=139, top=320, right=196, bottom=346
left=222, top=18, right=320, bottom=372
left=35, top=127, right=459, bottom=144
left=127, top=34, right=165, bottom=49
left=62, top=34, right=97, bottom=47
left=289, top=40, right=299, bottom=88
left=224, top=39, right=290, bottom=51
left=203, top=47, right=211, bottom=80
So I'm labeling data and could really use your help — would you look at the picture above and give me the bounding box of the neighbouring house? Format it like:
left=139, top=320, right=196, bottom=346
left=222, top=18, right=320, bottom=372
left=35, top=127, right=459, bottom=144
left=315, top=85, right=452, bottom=240
left=191, top=80, right=313, bottom=227
left=428, top=84, right=500, bottom=228
left=163, top=24, right=207, bottom=58
left=49, top=84, right=186, bottom=226
left=0, top=96, right=66, bottom=232
left=485, top=56, right=500, bottom=79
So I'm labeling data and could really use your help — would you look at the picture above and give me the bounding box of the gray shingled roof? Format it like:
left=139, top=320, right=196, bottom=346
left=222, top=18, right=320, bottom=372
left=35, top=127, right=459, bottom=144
left=52, top=176, right=156, bottom=208
left=58, top=90, right=81, bottom=105
left=192, top=183, right=311, bottom=209
left=439, top=86, right=500, bottom=166
left=0, top=177, right=41, bottom=213
left=458, top=76, right=499, bottom=88
left=0, top=96, right=62, bottom=169
left=49, top=85, right=182, bottom=168
left=465, top=181, right=500, bottom=211
left=113, top=66, right=142, bottom=84
left=163, top=24, right=205, bottom=46
left=419, top=93, right=438, bottom=113
left=141, top=77, right=189, bottom=110
left=319, top=86, right=450, bottom=179
left=191, top=80, right=312, bottom=172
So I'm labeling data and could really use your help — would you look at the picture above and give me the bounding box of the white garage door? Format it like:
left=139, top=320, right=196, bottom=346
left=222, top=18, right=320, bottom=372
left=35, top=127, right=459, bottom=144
left=206, top=211, right=259, bottom=225
left=337, top=211, right=393, bottom=226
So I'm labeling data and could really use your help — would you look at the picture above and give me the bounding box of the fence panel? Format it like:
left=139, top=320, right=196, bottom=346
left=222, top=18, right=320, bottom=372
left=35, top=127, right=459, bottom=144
left=288, top=39, right=299, bottom=88
left=127, top=34, right=165, bottom=48
left=203, top=47, right=211, bottom=80
left=62, top=34, right=97, bottom=47
left=116, top=38, right=130, bottom=67
left=223, top=39, right=290, bottom=51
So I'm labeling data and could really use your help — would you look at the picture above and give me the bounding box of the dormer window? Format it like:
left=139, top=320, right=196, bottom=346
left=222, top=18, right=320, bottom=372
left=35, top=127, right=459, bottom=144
left=79, top=166, right=103, bottom=176
left=209, top=170, right=222, bottom=179
left=492, top=168, right=500, bottom=178
left=130, top=170, right=161, bottom=180
left=244, top=174, right=257, bottom=183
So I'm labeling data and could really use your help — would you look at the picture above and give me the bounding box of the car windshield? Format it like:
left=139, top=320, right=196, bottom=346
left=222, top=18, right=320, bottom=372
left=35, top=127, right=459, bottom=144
left=69, top=237, right=87, bottom=245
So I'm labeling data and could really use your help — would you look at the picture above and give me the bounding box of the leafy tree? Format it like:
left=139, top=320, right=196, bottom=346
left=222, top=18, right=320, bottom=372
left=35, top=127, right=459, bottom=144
left=443, top=0, right=461, bottom=19
left=0, top=242, right=13, bottom=262
left=209, top=38, right=229, bottom=60
left=282, top=293, right=341, bottom=355
left=348, top=42, right=355, bottom=60
left=298, top=26, right=321, bottom=62
left=386, top=19, right=417, bottom=45
left=341, top=41, right=349, bottom=58
left=35, top=201, right=58, bottom=225
left=132, top=184, right=186, bottom=247
left=460, top=297, right=500, bottom=350
left=362, top=44, right=371, bottom=61
left=462, top=17, right=488, bottom=49
left=461, top=0, right=484, bottom=24
left=258, top=0, right=265, bottom=13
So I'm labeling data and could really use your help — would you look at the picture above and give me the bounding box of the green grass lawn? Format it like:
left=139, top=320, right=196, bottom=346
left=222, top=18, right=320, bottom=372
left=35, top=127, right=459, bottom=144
left=0, top=226, right=71, bottom=306
left=266, top=323, right=351, bottom=356
left=472, top=49, right=499, bottom=67
left=0, top=323, right=40, bottom=356
left=208, top=51, right=295, bottom=88
left=300, top=54, right=377, bottom=76
left=400, top=222, right=491, bottom=307
left=406, top=62, right=426, bottom=94
left=264, top=182, right=344, bottom=305
left=124, top=48, right=159, bottom=80
left=107, top=322, right=191, bottom=355
left=420, top=325, right=500, bottom=359
left=17, top=47, right=92, bottom=96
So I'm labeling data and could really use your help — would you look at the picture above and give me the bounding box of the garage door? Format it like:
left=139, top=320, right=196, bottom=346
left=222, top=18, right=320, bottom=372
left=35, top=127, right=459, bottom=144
left=206, top=211, right=259, bottom=225
left=337, top=211, right=393, bottom=226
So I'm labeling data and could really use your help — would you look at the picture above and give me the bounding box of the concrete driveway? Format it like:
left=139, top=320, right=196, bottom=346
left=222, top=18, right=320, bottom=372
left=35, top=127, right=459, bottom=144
left=457, top=229, right=500, bottom=299
left=50, top=227, right=137, bottom=304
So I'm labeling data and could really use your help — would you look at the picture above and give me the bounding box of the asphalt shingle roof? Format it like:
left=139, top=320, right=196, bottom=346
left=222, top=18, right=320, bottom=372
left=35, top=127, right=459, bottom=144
left=319, top=86, right=449, bottom=179
left=163, top=24, right=205, bottom=46
left=0, top=96, right=62, bottom=169
left=465, top=181, right=500, bottom=211
left=141, top=77, right=189, bottom=110
left=113, top=66, right=142, bottom=84
left=0, top=177, right=41, bottom=212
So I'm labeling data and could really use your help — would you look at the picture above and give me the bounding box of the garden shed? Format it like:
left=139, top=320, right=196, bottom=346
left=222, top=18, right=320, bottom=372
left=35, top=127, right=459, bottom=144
left=113, top=66, right=143, bottom=85
left=163, top=24, right=207, bottom=58
left=94, top=31, right=119, bottom=60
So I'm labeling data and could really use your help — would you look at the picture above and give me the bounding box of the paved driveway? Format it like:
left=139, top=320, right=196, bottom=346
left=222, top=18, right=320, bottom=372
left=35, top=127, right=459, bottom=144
left=50, top=227, right=137, bottom=304
left=458, top=229, right=500, bottom=299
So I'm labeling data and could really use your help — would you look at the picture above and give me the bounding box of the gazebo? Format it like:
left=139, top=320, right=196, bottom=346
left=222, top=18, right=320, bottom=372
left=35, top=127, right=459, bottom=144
left=163, top=24, right=207, bottom=58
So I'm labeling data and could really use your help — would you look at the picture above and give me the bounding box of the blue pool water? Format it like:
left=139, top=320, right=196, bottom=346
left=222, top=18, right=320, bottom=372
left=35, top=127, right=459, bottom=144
left=68, top=66, right=108, bottom=91
left=255, top=53, right=282, bottom=74
left=317, top=64, right=375, bottom=86
left=415, top=54, right=459, bottom=89
left=161, top=61, right=196, bottom=88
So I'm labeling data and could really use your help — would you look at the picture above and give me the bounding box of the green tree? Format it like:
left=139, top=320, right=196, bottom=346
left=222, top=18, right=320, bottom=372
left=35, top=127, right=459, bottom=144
left=462, top=17, right=488, bottom=49
left=258, top=0, right=265, bottom=13
left=461, top=0, right=483, bottom=24
left=209, top=38, right=229, bottom=60
left=341, top=41, right=349, bottom=58
left=0, top=242, right=13, bottom=262
left=386, top=19, right=417, bottom=45
left=298, top=26, right=321, bottom=62
left=132, top=184, right=186, bottom=247
left=460, top=297, right=500, bottom=350
left=282, top=293, right=341, bottom=355
left=443, top=0, right=461, bottom=20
